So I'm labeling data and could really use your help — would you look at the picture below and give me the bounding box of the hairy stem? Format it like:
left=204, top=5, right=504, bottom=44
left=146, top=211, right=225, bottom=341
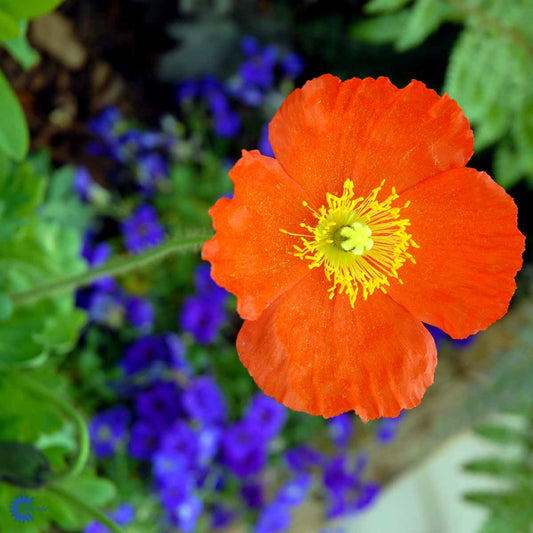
left=10, top=234, right=210, bottom=309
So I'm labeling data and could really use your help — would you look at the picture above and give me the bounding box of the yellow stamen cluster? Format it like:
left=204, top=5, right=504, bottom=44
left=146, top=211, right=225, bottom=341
left=281, top=179, right=418, bottom=307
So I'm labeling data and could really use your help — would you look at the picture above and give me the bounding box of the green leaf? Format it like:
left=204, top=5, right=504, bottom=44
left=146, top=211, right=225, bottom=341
left=0, top=8, right=19, bottom=40
left=0, top=0, right=65, bottom=20
left=40, top=165, right=92, bottom=231
left=0, top=441, right=51, bottom=488
left=0, top=160, right=86, bottom=367
left=0, top=161, right=46, bottom=243
left=474, top=424, right=528, bottom=446
left=465, top=488, right=533, bottom=531
left=395, top=0, right=454, bottom=51
left=464, top=457, right=530, bottom=481
left=3, top=21, right=40, bottom=69
left=350, top=11, right=411, bottom=44
left=61, top=475, right=117, bottom=507
left=0, top=69, right=29, bottom=161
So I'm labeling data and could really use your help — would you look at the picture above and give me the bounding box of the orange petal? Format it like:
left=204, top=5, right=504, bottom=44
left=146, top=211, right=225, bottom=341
left=202, top=150, right=309, bottom=320
left=269, top=75, right=473, bottom=205
left=388, top=168, right=525, bottom=339
left=237, top=270, right=437, bottom=422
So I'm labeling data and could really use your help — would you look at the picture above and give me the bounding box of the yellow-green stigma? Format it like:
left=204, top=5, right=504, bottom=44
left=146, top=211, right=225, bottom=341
left=281, top=179, right=418, bottom=307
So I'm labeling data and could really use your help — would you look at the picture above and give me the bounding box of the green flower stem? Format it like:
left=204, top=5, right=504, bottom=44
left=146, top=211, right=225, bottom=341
left=10, top=234, right=210, bottom=309
left=47, top=483, right=124, bottom=533
left=15, top=373, right=89, bottom=480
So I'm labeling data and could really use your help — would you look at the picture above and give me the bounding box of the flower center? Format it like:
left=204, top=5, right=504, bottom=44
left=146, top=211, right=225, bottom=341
left=281, top=179, right=418, bottom=307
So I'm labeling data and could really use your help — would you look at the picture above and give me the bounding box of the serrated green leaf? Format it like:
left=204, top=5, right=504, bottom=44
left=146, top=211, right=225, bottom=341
left=0, top=161, right=46, bottom=242
left=0, top=0, right=65, bottom=20
left=464, top=457, right=530, bottom=481
left=0, top=69, right=29, bottom=161
left=350, top=11, right=411, bottom=44
left=474, top=424, right=528, bottom=446
left=0, top=8, right=19, bottom=40
left=465, top=488, right=533, bottom=530
left=395, top=0, right=454, bottom=51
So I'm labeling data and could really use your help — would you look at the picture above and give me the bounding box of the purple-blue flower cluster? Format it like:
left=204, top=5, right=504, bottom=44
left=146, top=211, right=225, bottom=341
left=175, top=36, right=304, bottom=142
left=179, top=263, right=229, bottom=344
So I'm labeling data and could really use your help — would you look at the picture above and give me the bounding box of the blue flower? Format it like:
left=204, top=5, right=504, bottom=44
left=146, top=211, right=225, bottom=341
left=87, top=106, right=122, bottom=139
left=159, top=475, right=195, bottom=512
left=452, top=334, right=477, bottom=349
left=124, top=296, right=154, bottom=332
left=275, top=474, right=312, bottom=507
left=327, top=413, right=354, bottom=449
left=182, top=377, right=227, bottom=426
left=323, top=454, right=364, bottom=493
left=121, top=204, right=165, bottom=254
left=87, top=288, right=125, bottom=328
left=241, top=36, right=260, bottom=57
left=280, top=52, right=304, bottom=78
left=194, top=263, right=228, bottom=304
left=153, top=449, right=191, bottom=485
left=179, top=296, right=226, bottom=344
left=285, top=446, right=323, bottom=473
left=239, top=42, right=278, bottom=90
left=135, top=153, right=168, bottom=195
left=155, top=421, right=199, bottom=479
left=258, top=123, right=275, bottom=157
left=128, top=421, right=160, bottom=460
left=168, top=494, right=203, bottom=533
left=73, top=166, right=94, bottom=202
left=82, top=233, right=112, bottom=268
left=376, top=412, right=404, bottom=444
left=254, top=501, right=291, bottom=533
left=222, top=422, right=267, bottom=478
left=135, top=381, right=182, bottom=429
left=213, top=108, right=241, bottom=139
left=227, top=78, right=264, bottom=106
left=122, top=334, right=189, bottom=376
left=175, top=79, right=200, bottom=104
left=241, top=479, right=264, bottom=509
left=197, top=425, right=221, bottom=466
left=89, top=406, right=130, bottom=459
left=114, top=129, right=144, bottom=162
left=243, top=393, right=287, bottom=442
left=323, top=454, right=378, bottom=519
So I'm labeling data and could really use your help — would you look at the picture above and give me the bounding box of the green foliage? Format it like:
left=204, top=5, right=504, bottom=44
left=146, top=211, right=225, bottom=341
left=0, top=442, right=51, bottom=488
left=3, top=21, right=40, bottom=69
left=0, top=158, right=87, bottom=368
left=0, top=69, right=29, bottom=161
left=463, top=412, right=533, bottom=532
left=352, top=0, right=533, bottom=188
left=0, top=0, right=64, bottom=20
left=0, top=7, right=19, bottom=39
left=0, top=0, right=65, bottom=161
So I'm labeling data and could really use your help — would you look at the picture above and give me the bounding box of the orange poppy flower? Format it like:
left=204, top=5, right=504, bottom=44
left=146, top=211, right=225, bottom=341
left=202, top=75, right=525, bottom=422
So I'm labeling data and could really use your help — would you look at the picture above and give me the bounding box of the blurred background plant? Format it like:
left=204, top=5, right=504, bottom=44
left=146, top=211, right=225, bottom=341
left=0, top=0, right=531, bottom=532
